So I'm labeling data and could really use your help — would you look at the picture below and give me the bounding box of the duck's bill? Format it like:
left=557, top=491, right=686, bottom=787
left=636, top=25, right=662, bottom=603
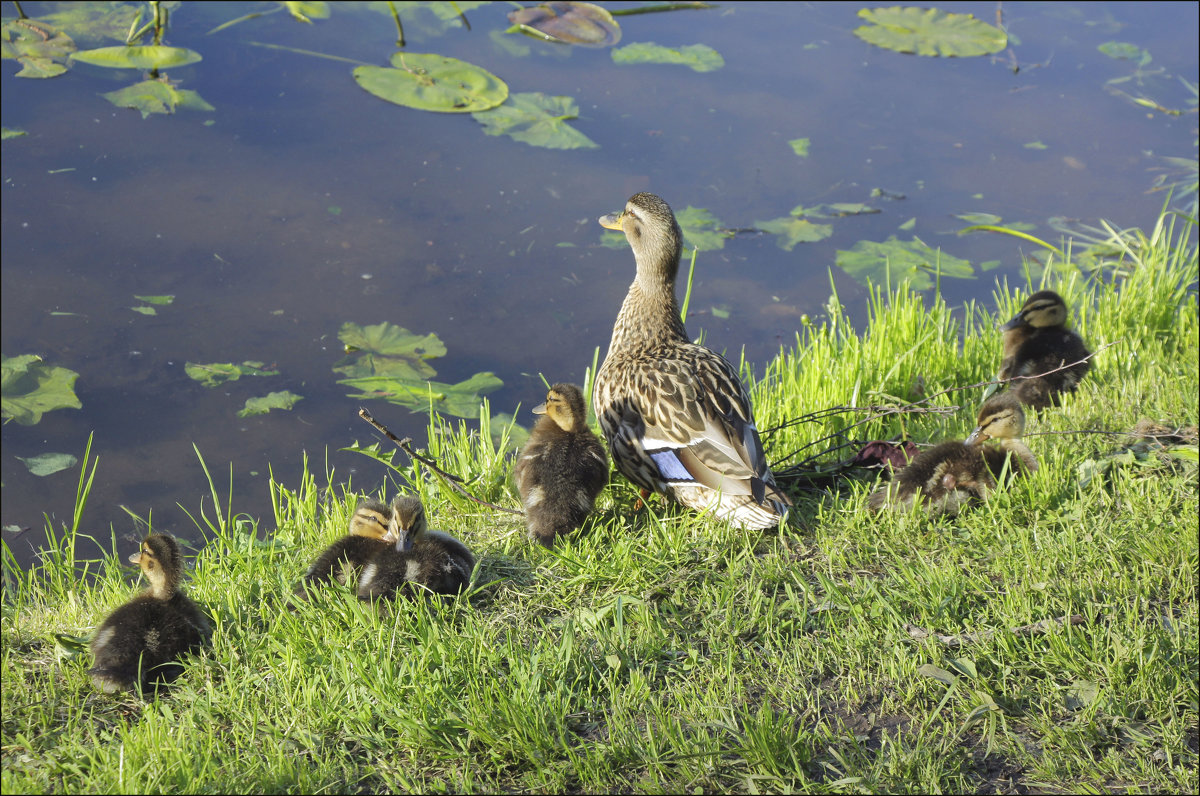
left=127, top=552, right=142, bottom=564
left=599, top=212, right=624, bottom=230
left=532, top=401, right=548, bottom=415
left=965, top=428, right=985, bottom=446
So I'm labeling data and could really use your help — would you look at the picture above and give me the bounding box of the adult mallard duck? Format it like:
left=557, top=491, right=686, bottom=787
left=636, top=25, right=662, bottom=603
left=868, top=392, right=1037, bottom=516
left=997, top=290, right=1091, bottom=409
left=592, top=192, right=790, bottom=530
left=89, top=533, right=211, bottom=694
left=514, top=382, right=609, bottom=547
left=294, top=498, right=393, bottom=599
left=357, top=496, right=475, bottom=601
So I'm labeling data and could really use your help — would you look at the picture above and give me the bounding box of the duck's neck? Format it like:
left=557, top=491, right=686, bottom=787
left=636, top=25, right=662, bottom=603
left=610, top=276, right=688, bottom=352
left=146, top=571, right=180, bottom=601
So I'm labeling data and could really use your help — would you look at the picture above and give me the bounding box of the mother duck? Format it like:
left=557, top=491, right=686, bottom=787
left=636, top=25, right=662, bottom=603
left=593, top=192, right=790, bottom=529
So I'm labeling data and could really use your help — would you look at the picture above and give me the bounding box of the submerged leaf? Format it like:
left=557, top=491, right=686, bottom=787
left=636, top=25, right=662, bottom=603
left=341, top=371, right=502, bottom=419
left=611, top=41, right=723, bottom=72
left=16, top=452, right=78, bottom=477
left=789, top=138, right=810, bottom=157
left=71, top=45, right=202, bottom=69
left=472, top=92, right=598, bottom=149
left=508, top=2, right=620, bottom=47
left=676, top=206, right=728, bottom=251
left=134, top=294, right=174, bottom=305
left=1, top=354, right=82, bottom=426
left=1098, top=41, right=1151, bottom=66
left=334, top=322, right=445, bottom=381
left=34, top=3, right=141, bottom=46
left=102, top=80, right=214, bottom=117
left=237, top=390, right=303, bottom=417
left=836, top=236, right=974, bottom=290
left=354, top=52, right=508, bottom=113
left=1, top=19, right=76, bottom=78
left=854, top=7, right=1006, bottom=57
left=756, top=216, right=833, bottom=250
left=185, top=361, right=281, bottom=388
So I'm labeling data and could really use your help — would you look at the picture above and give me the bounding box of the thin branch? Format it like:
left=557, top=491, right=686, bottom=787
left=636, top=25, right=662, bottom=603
left=905, top=613, right=1086, bottom=648
left=357, top=408, right=524, bottom=516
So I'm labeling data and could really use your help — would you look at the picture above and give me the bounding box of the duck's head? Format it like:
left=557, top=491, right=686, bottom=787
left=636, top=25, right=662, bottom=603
left=348, top=498, right=392, bottom=539
left=966, top=393, right=1027, bottom=445
left=533, top=383, right=588, bottom=433
left=1002, top=290, right=1068, bottom=331
left=129, top=533, right=184, bottom=597
left=383, top=495, right=427, bottom=552
left=599, top=192, right=683, bottom=283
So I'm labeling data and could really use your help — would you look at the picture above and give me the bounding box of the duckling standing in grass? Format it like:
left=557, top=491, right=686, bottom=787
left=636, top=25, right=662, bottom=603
left=357, top=496, right=475, bottom=601
left=294, top=498, right=394, bottom=599
left=514, top=383, right=609, bottom=547
left=89, top=533, right=211, bottom=695
left=593, top=192, right=791, bottom=530
left=997, top=290, right=1091, bottom=409
left=868, top=393, right=1038, bottom=516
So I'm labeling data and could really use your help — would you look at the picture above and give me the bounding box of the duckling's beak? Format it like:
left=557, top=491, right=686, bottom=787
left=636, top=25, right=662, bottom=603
left=965, top=427, right=988, bottom=446
left=599, top=211, right=625, bottom=231
left=532, top=401, right=548, bottom=415
left=1000, top=311, right=1025, bottom=332
left=127, top=552, right=142, bottom=565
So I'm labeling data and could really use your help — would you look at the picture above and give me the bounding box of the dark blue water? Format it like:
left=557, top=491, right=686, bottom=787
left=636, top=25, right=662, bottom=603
left=3, top=1, right=1197, bottom=566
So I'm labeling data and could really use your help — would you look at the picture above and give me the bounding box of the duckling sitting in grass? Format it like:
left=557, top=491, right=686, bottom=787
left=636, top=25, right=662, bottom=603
left=294, top=498, right=394, bottom=599
left=514, top=383, right=609, bottom=547
left=868, top=393, right=1037, bottom=516
left=89, top=533, right=211, bottom=695
left=998, top=290, right=1091, bottom=409
left=357, top=496, right=475, bottom=601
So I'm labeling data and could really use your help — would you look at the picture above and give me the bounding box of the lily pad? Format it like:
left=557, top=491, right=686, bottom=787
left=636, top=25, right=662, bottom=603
left=789, top=138, right=810, bottom=158
left=756, top=216, right=833, bottom=250
left=238, top=390, right=304, bottom=418
left=676, top=206, right=729, bottom=251
left=340, top=372, right=503, bottom=419
left=853, top=7, right=1007, bottom=58
left=71, top=45, right=202, bottom=69
left=102, top=79, right=214, bottom=118
left=16, top=452, right=78, bottom=477
left=354, top=52, right=508, bottom=113
left=134, top=294, right=174, bottom=305
left=836, top=236, right=974, bottom=290
left=508, top=2, right=620, bottom=47
left=473, top=92, right=598, bottom=149
left=334, top=322, right=446, bottom=381
left=185, top=361, right=281, bottom=388
left=1, top=354, right=82, bottom=426
left=611, top=42, right=723, bottom=72
left=0, top=19, right=76, bottom=78
left=35, top=2, right=142, bottom=46
left=284, top=1, right=331, bottom=23
left=1098, top=41, right=1151, bottom=66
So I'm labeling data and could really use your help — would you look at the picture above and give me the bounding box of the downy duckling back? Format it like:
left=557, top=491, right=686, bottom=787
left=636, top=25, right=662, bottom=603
left=514, top=382, right=609, bottom=547
left=294, top=498, right=394, bottom=599
left=357, top=496, right=475, bottom=601
left=89, top=533, right=210, bottom=694
left=998, top=290, right=1091, bottom=409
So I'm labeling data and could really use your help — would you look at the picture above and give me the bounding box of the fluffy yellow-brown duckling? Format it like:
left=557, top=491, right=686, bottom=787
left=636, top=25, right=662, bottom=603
left=998, top=290, right=1091, bottom=409
left=294, top=498, right=394, bottom=599
left=89, top=533, right=211, bottom=694
left=514, top=383, right=609, bottom=547
left=868, top=393, right=1037, bottom=516
left=357, top=496, right=475, bottom=601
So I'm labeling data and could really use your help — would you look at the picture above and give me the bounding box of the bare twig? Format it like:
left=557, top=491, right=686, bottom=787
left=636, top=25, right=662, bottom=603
left=905, top=614, right=1086, bottom=648
left=357, top=407, right=524, bottom=516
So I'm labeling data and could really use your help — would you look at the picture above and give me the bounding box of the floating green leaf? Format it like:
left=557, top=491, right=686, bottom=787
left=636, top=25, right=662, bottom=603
left=35, top=2, right=141, bottom=46
left=789, top=138, right=810, bottom=157
left=836, top=236, right=974, bottom=290
left=334, top=322, right=446, bottom=381
left=340, top=372, right=502, bottom=419
left=1024, top=140, right=1048, bottom=150
left=756, top=216, right=833, bottom=250
left=284, top=1, right=330, bottom=24
left=185, top=361, right=281, bottom=388
left=237, top=390, right=304, bottom=418
left=130, top=305, right=157, bottom=315
left=473, top=92, right=598, bottom=149
left=853, top=7, right=1006, bottom=57
left=611, top=42, right=723, bottom=72
left=71, top=45, right=202, bottom=69
left=508, top=2, right=621, bottom=47
left=134, top=294, right=174, bottom=305
left=1, top=354, right=82, bottom=426
left=1098, top=41, right=1151, bottom=66
left=676, top=206, right=728, bottom=251
left=3, top=128, right=29, bottom=139
left=1, top=19, right=76, bottom=78
left=16, top=452, right=78, bottom=477
left=102, top=80, right=214, bottom=118
left=354, top=52, right=508, bottom=113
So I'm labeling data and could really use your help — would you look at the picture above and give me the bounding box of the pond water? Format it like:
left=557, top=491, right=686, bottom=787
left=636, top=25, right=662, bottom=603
left=2, top=1, right=1197, bottom=567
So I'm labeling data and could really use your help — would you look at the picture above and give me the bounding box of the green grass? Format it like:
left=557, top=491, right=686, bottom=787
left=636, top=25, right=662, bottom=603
left=4, top=210, right=1197, bottom=793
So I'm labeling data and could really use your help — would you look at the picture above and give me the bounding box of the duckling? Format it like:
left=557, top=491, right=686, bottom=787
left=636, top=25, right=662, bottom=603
left=997, top=290, right=1091, bottom=409
left=293, top=498, right=394, bottom=599
left=514, top=383, right=609, bottom=547
left=89, top=533, right=211, bottom=694
left=868, top=393, right=1037, bottom=516
left=592, top=192, right=791, bottom=529
left=357, top=496, right=475, bottom=601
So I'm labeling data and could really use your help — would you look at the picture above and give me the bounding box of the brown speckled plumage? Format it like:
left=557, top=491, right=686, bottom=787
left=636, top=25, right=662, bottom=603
left=998, top=290, right=1091, bottom=409
left=294, top=498, right=394, bottom=599
left=357, top=496, right=475, bottom=601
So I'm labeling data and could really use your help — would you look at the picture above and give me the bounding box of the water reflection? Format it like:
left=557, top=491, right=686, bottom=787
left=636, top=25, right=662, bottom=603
left=2, top=1, right=1196, bottom=566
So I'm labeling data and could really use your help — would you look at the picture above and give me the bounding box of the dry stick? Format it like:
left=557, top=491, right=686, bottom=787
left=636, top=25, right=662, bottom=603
left=905, top=614, right=1086, bottom=648
left=357, top=407, right=525, bottom=516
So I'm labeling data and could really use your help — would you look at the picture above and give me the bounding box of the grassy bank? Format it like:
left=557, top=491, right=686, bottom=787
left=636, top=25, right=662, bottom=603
left=3, top=211, right=1197, bottom=793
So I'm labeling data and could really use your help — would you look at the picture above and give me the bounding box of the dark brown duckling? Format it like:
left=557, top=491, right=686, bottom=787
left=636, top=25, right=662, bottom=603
left=868, top=393, right=1038, bottom=516
left=89, top=533, right=211, bottom=695
left=294, top=498, right=394, bottom=599
left=514, top=382, right=609, bottom=547
left=357, top=496, right=475, bottom=601
left=998, top=290, right=1091, bottom=409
